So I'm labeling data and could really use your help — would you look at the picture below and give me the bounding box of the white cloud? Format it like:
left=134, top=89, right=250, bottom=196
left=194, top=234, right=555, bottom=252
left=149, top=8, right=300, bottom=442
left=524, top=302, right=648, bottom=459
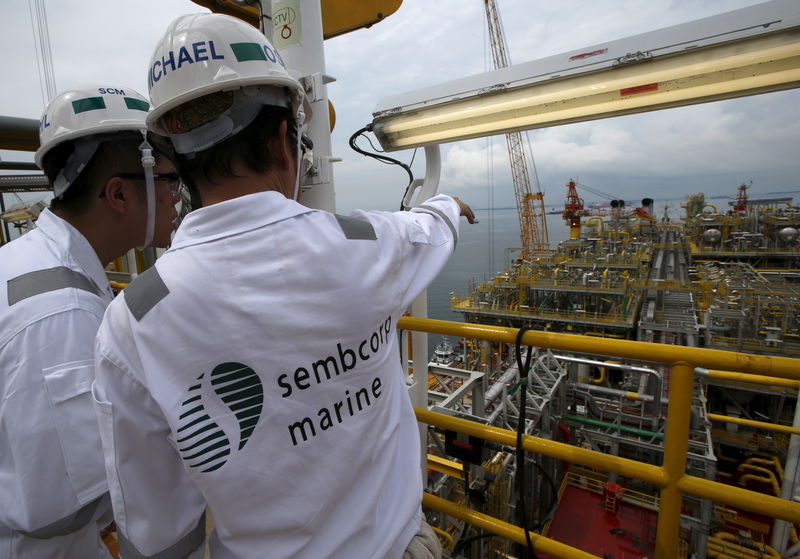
left=2, top=0, right=797, bottom=214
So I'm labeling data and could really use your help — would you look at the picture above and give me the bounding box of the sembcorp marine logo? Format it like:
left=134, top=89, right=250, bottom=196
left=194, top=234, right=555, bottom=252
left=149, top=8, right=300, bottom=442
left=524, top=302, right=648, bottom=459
left=176, top=362, right=264, bottom=473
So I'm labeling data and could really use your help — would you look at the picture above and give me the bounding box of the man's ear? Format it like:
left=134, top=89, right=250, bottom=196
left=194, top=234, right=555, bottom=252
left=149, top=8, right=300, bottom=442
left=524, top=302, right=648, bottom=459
left=101, top=176, right=132, bottom=214
left=266, top=120, right=293, bottom=171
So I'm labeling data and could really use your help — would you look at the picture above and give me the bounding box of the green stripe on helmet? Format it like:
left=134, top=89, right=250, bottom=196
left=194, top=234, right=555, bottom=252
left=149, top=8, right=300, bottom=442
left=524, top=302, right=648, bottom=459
left=124, top=97, right=150, bottom=112
left=72, top=97, right=106, bottom=114
left=230, top=42, right=267, bottom=62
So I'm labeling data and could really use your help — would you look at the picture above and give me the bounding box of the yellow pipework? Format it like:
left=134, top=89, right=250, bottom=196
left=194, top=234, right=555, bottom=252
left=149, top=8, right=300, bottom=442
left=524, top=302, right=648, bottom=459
left=744, top=455, right=784, bottom=478
left=738, top=473, right=781, bottom=497
left=422, top=493, right=601, bottom=559
left=702, top=204, right=719, bottom=213
left=586, top=216, right=603, bottom=236
left=707, top=413, right=800, bottom=436
left=707, top=535, right=780, bottom=559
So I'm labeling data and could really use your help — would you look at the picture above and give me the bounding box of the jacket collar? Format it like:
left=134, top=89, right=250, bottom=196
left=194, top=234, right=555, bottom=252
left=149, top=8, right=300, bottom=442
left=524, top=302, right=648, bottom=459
left=169, top=191, right=315, bottom=250
left=34, top=208, right=112, bottom=297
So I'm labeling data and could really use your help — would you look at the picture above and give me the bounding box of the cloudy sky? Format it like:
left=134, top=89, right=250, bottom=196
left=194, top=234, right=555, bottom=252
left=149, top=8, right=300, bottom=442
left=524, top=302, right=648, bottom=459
left=2, top=0, right=798, bottom=214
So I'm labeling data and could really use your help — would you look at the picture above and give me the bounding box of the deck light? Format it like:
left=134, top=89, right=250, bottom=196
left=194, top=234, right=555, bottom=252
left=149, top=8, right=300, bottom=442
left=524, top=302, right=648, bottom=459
left=371, top=0, right=800, bottom=151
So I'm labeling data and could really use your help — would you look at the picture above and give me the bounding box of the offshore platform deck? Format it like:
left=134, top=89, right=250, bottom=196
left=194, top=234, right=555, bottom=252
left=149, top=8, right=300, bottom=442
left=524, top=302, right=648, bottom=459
left=415, top=189, right=800, bottom=559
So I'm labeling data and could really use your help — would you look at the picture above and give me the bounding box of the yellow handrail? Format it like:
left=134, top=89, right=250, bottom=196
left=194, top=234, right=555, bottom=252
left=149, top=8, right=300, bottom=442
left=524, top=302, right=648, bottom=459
left=403, top=317, right=800, bottom=559
left=398, top=317, right=800, bottom=379
left=707, top=369, right=800, bottom=389
left=708, top=413, right=800, bottom=436
left=422, top=493, right=601, bottom=559
left=414, top=408, right=666, bottom=487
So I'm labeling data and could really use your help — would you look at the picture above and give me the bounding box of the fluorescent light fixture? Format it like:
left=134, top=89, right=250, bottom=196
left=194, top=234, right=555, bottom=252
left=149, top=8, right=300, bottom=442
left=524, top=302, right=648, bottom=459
left=371, top=0, right=800, bottom=151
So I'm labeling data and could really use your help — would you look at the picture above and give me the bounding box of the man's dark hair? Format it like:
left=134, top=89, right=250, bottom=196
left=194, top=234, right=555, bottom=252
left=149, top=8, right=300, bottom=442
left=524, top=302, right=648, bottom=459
left=42, top=133, right=172, bottom=216
left=172, top=104, right=293, bottom=194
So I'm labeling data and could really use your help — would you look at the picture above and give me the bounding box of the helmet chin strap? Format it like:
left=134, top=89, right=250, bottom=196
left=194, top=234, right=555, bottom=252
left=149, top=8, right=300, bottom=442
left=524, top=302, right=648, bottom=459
left=292, top=108, right=305, bottom=202
left=138, top=131, right=156, bottom=249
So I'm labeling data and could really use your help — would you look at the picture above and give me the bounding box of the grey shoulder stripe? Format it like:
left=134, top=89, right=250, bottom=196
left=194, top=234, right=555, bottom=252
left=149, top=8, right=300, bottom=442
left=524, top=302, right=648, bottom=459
left=334, top=214, right=377, bottom=240
left=416, top=205, right=458, bottom=250
left=7, top=266, right=101, bottom=306
left=124, top=266, right=170, bottom=322
left=118, top=511, right=205, bottom=559
left=18, top=494, right=104, bottom=539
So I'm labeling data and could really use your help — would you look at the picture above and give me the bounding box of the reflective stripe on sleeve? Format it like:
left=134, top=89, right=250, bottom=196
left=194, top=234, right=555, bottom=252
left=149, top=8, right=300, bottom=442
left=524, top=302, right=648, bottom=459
left=17, top=494, right=106, bottom=539
left=123, top=266, right=170, bottom=322
left=415, top=204, right=458, bottom=249
left=7, top=266, right=101, bottom=306
left=334, top=215, right=377, bottom=240
left=117, top=511, right=205, bottom=559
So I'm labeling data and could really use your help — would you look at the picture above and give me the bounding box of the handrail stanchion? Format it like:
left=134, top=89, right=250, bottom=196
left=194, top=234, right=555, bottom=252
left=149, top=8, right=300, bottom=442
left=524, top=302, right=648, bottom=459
left=655, top=361, right=693, bottom=558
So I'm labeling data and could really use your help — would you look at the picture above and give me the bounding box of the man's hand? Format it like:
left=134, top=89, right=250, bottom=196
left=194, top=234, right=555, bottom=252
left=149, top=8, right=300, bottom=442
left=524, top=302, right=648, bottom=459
left=453, top=197, right=477, bottom=224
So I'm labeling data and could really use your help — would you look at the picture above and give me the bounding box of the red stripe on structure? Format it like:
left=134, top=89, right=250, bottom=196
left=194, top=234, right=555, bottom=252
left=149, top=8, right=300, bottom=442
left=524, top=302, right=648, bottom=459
left=621, top=83, right=659, bottom=96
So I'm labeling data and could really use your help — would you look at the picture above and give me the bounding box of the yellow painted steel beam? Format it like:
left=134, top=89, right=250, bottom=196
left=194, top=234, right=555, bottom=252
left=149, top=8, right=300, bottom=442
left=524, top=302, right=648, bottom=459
left=707, top=369, right=800, bottom=389
left=678, top=475, right=800, bottom=523
left=422, top=492, right=601, bottom=559
left=707, top=413, right=800, bottom=436
left=426, top=454, right=464, bottom=480
left=399, top=317, right=800, bottom=379
left=414, top=408, right=667, bottom=487
left=655, top=362, right=693, bottom=559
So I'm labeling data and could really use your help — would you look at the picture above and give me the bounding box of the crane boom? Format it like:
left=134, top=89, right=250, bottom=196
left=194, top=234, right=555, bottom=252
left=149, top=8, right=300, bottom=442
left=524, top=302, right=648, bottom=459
left=484, top=0, right=549, bottom=256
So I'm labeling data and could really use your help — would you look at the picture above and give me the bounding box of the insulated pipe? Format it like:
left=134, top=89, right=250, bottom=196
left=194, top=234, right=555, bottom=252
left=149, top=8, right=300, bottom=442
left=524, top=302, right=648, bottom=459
left=573, top=384, right=666, bottom=431
left=556, top=354, right=663, bottom=420
left=485, top=360, right=521, bottom=407
left=573, top=382, right=663, bottom=404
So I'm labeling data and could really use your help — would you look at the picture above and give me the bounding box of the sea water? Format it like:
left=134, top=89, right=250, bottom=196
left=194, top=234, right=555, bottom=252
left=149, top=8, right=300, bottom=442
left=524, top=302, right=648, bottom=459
left=423, top=206, right=571, bottom=350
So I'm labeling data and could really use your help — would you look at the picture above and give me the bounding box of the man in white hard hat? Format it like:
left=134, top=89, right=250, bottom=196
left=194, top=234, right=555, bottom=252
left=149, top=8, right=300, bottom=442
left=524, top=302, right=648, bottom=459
left=93, top=13, right=475, bottom=559
left=0, top=85, right=179, bottom=558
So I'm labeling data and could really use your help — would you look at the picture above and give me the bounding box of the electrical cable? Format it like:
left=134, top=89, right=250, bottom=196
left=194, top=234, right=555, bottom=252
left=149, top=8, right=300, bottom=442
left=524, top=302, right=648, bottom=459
left=530, top=459, right=558, bottom=530
left=349, top=124, right=415, bottom=210
left=514, top=325, right=536, bottom=558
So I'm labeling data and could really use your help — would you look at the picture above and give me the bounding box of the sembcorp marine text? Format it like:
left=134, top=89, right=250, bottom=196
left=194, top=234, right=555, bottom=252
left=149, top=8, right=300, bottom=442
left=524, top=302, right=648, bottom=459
left=278, top=316, right=393, bottom=446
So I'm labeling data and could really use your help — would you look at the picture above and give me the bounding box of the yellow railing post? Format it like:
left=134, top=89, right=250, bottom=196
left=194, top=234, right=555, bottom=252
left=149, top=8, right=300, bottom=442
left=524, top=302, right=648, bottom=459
left=655, top=361, right=693, bottom=558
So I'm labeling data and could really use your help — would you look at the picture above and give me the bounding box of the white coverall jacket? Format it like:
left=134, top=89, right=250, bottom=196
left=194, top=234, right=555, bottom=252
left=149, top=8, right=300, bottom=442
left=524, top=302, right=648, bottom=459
left=0, top=209, right=113, bottom=558
left=93, top=191, right=461, bottom=559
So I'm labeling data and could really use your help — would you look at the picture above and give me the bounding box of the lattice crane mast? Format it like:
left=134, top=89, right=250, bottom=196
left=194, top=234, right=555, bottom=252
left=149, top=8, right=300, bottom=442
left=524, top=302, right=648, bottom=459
left=484, top=0, right=549, bottom=257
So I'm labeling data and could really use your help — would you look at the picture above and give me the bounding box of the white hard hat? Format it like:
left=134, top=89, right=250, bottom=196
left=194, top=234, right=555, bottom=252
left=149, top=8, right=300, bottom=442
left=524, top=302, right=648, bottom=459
left=34, top=86, right=150, bottom=170
left=146, top=13, right=311, bottom=144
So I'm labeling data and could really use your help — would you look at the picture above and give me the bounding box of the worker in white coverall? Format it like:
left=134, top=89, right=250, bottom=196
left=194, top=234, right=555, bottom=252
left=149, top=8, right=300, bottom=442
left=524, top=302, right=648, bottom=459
left=92, top=13, right=475, bottom=559
left=0, top=86, right=179, bottom=558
